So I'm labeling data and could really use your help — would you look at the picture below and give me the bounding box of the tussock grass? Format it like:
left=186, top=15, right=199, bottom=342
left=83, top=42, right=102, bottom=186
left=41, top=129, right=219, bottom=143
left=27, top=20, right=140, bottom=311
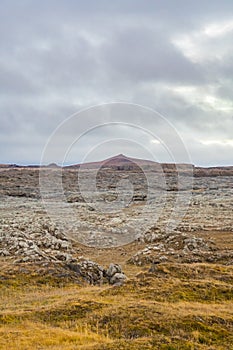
left=0, top=321, right=111, bottom=349
left=0, top=262, right=233, bottom=349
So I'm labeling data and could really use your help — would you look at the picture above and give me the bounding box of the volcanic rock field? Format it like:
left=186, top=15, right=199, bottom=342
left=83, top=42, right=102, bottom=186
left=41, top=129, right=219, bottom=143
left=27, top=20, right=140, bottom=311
left=0, top=155, right=232, bottom=277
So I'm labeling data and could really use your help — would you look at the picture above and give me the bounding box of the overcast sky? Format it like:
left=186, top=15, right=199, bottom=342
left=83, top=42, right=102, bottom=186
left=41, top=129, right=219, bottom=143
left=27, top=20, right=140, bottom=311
left=1, top=0, right=233, bottom=166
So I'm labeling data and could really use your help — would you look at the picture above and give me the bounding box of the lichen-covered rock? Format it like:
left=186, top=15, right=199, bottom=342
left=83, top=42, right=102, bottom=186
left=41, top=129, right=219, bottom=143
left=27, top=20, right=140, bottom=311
left=105, top=263, right=122, bottom=278
left=104, top=263, right=127, bottom=286
left=110, top=272, right=127, bottom=286
left=67, top=260, right=127, bottom=286
left=67, top=259, right=104, bottom=285
left=0, top=219, right=74, bottom=263
left=128, top=232, right=218, bottom=266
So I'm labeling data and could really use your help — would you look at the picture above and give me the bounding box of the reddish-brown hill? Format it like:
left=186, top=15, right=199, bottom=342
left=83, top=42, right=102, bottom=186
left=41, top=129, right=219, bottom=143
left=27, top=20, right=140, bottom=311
left=0, top=155, right=233, bottom=176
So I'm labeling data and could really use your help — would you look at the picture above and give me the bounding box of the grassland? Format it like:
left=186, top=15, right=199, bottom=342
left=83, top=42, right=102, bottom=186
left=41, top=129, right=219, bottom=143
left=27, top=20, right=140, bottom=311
left=0, top=259, right=232, bottom=350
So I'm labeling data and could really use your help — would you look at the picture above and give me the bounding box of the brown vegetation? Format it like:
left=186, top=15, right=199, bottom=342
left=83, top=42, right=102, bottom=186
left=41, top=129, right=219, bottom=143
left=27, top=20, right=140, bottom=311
left=0, top=256, right=233, bottom=350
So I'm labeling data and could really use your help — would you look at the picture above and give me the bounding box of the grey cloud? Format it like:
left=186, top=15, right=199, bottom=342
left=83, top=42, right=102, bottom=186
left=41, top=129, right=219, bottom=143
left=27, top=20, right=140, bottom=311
left=101, top=26, right=204, bottom=85
left=185, top=139, right=233, bottom=167
left=217, top=80, right=233, bottom=100
left=0, top=65, right=40, bottom=96
left=0, top=0, right=233, bottom=165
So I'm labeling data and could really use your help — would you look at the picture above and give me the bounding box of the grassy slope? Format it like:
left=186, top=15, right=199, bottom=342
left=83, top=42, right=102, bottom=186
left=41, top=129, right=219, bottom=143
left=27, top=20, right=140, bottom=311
left=0, top=261, right=233, bottom=350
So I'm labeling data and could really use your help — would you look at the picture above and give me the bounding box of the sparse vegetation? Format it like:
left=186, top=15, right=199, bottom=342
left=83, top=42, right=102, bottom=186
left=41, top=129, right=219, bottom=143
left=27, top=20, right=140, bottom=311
left=1, top=165, right=233, bottom=349
left=0, top=261, right=232, bottom=349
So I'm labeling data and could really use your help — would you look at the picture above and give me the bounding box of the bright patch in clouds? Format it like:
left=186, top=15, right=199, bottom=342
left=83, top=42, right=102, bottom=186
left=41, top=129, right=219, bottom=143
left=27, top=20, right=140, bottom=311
left=201, top=139, right=233, bottom=146
left=203, top=95, right=233, bottom=111
left=171, top=85, right=233, bottom=112
left=204, top=20, right=233, bottom=37
left=172, top=18, right=233, bottom=63
left=150, top=139, right=160, bottom=144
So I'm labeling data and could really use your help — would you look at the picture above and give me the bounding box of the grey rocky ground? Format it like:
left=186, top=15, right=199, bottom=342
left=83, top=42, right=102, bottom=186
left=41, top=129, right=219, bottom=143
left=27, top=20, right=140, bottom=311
left=0, top=167, right=232, bottom=283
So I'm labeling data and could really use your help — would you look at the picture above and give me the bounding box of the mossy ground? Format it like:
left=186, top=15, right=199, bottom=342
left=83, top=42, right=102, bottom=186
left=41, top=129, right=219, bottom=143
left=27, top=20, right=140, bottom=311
left=0, top=260, right=232, bottom=349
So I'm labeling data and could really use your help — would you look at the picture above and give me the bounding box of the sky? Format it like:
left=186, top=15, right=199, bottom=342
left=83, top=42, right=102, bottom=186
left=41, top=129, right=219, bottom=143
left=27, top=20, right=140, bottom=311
left=0, top=0, right=233, bottom=166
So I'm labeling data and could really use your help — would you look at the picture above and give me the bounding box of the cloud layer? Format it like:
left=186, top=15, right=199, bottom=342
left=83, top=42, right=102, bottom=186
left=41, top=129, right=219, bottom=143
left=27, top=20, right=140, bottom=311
left=0, top=0, right=233, bottom=165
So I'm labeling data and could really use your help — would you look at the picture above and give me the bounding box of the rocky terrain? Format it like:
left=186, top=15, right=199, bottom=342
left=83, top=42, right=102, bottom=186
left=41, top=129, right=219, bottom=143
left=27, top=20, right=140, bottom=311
left=0, top=155, right=232, bottom=289
left=0, top=155, right=233, bottom=350
left=0, top=154, right=232, bottom=269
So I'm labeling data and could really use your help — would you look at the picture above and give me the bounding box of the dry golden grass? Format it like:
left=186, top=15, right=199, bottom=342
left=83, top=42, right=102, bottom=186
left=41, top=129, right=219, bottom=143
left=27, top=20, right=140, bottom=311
left=0, top=260, right=233, bottom=350
left=0, top=321, right=112, bottom=350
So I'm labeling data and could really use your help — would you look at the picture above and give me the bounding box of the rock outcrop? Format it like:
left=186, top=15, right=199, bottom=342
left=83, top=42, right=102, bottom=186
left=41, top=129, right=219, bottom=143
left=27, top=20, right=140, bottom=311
left=67, top=261, right=127, bottom=286
left=104, top=263, right=127, bottom=285
left=129, top=231, right=233, bottom=266
left=0, top=220, right=74, bottom=263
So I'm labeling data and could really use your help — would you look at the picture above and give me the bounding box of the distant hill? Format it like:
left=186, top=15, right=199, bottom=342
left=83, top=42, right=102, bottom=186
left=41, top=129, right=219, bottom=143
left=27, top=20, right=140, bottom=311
left=0, top=154, right=233, bottom=176
left=66, top=154, right=161, bottom=170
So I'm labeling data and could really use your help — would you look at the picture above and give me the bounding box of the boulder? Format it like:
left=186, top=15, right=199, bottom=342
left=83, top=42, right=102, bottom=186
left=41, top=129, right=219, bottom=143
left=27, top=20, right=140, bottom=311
left=110, top=272, right=127, bottom=286
left=104, top=263, right=127, bottom=286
